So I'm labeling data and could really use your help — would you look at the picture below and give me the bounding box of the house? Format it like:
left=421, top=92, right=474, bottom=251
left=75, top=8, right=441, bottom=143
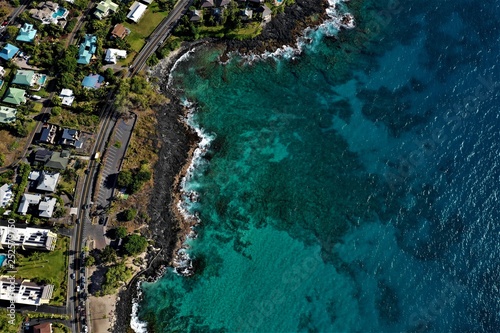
left=0, top=277, right=54, bottom=305
left=39, top=197, right=57, bottom=218
left=0, top=184, right=14, bottom=208
left=2, top=88, right=26, bottom=105
left=12, top=69, right=35, bottom=86
left=33, top=322, right=53, bottom=333
left=217, top=0, right=231, bottom=6
left=140, top=0, right=153, bottom=3
left=94, top=0, right=119, bottom=20
left=16, top=23, right=37, bottom=43
left=33, top=171, right=60, bottom=192
left=0, top=43, right=20, bottom=61
left=34, top=149, right=53, bottom=164
left=39, top=123, right=57, bottom=144
left=258, top=4, right=272, bottom=22
left=59, top=88, right=75, bottom=106
left=77, top=34, right=97, bottom=65
left=201, top=0, right=215, bottom=8
left=0, top=106, right=17, bottom=124
left=18, top=193, right=42, bottom=215
left=190, top=10, right=202, bottom=22
left=0, top=66, right=5, bottom=77
left=45, top=150, right=70, bottom=170
left=127, top=2, right=147, bottom=23
left=29, top=1, right=68, bottom=25
left=241, top=8, right=253, bottom=20
left=104, top=48, right=127, bottom=64
left=81, top=74, right=104, bottom=89
left=111, top=24, right=130, bottom=39
left=60, top=128, right=83, bottom=148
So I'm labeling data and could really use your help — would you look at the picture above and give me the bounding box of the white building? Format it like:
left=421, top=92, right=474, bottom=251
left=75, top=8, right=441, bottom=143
left=30, top=171, right=60, bottom=192
left=104, top=49, right=127, bottom=64
left=39, top=197, right=57, bottom=218
left=127, top=1, right=147, bottom=22
left=18, top=193, right=42, bottom=215
left=59, top=88, right=75, bottom=106
left=0, top=277, right=54, bottom=305
left=0, top=226, right=57, bottom=251
left=0, top=184, right=13, bottom=208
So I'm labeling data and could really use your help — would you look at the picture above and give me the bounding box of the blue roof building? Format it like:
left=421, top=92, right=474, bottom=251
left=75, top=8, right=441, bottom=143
left=77, top=34, right=97, bottom=65
left=0, top=44, right=20, bottom=61
left=81, top=74, right=104, bottom=89
left=16, top=23, right=37, bottom=43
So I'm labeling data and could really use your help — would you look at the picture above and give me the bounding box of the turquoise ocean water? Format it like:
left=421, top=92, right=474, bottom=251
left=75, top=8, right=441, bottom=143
left=136, top=0, right=500, bottom=332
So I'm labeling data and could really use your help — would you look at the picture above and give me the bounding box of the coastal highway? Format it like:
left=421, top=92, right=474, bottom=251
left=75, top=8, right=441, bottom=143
left=71, top=90, right=116, bottom=333
left=67, top=0, right=96, bottom=47
left=128, top=0, right=193, bottom=77
left=6, top=0, right=32, bottom=24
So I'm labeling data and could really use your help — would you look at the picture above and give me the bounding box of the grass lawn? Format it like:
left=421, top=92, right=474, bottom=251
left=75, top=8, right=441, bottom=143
left=32, top=102, right=43, bottom=113
left=198, top=22, right=262, bottom=40
left=123, top=2, right=170, bottom=52
left=0, top=310, right=22, bottom=333
left=8, top=236, right=69, bottom=306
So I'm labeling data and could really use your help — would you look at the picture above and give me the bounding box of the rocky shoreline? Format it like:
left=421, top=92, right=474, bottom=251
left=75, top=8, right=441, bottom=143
left=112, top=0, right=332, bottom=331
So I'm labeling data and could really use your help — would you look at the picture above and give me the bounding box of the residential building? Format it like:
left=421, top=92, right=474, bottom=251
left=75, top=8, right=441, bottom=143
left=31, top=171, right=60, bottom=192
left=110, top=24, right=130, bottom=39
left=45, top=150, right=70, bottom=170
left=190, top=9, right=202, bottom=22
left=2, top=88, right=26, bottom=105
left=12, top=69, right=35, bottom=86
left=16, top=23, right=37, bottom=43
left=201, top=0, right=215, bottom=8
left=33, top=322, right=53, bottom=333
left=127, top=2, right=147, bottom=23
left=82, top=74, right=104, bottom=89
left=77, top=34, right=97, bottom=65
left=0, top=184, right=13, bottom=208
left=241, top=8, right=253, bottom=20
left=60, top=128, right=83, bottom=148
left=0, top=277, right=54, bottom=305
left=0, top=106, right=17, bottom=124
left=0, top=226, right=57, bottom=251
left=18, top=193, right=42, bottom=215
left=39, top=123, right=57, bottom=144
left=258, top=4, right=272, bottom=22
left=34, top=149, right=53, bottom=164
left=29, top=1, right=68, bottom=25
left=0, top=43, right=20, bottom=61
left=39, top=197, right=57, bottom=218
left=59, top=88, right=75, bottom=106
left=94, top=0, right=119, bottom=20
left=218, top=0, right=231, bottom=6
left=140, top=0, right=153, bottom=3
left=104, top=48, right=127, bottom=64
left=0, top=66, right=5, bottom=77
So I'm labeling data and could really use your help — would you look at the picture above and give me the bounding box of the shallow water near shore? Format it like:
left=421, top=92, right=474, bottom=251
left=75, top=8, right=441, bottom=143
left=137, top=0, right=500, bottom=332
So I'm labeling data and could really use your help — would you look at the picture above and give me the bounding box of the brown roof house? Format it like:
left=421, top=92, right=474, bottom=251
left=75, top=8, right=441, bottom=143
left=111, top=23, right=130, bottom=39
left=33, top=322, right=53, bottom=333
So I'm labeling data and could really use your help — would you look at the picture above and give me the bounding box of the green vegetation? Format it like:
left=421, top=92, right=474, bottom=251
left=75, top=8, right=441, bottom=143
left=0, top=309, right=22, bottom=333
left=123, top=233, right=148, bottom=256
left=101, top=262, right=133, bottom=295
left=116, top=162, right=152, bottom=194
left=11, top=163, right=31, bottom=214
left=6, top=237, right=69, bottom=306
left=123, top=2, right=170, bottom=52
left=120, top=208, right=137, bottom=221
left=100, top=245, right=118, bottom=264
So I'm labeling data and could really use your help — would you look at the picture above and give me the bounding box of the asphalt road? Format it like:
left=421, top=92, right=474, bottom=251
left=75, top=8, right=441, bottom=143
left=129, top=0, right=193, bottom=76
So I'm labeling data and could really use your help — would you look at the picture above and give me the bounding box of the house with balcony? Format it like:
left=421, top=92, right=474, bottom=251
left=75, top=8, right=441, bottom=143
left=0, top=226, right=57, bottom=251
left=0, top=277, right=54, bottom=305
left=94, top=0, right=119, bottom=19
left=77, top=34, right=97, bottom=65
left=0, top=106, right=17, bottom=124
left=110, top=24, right=130, bottom=39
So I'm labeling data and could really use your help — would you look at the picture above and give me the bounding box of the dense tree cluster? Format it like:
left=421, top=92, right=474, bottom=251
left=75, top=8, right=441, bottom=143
left=101, top=262, right=132, bottom=295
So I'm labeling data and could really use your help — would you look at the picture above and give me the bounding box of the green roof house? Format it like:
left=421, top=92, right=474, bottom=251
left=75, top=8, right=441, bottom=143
left=3, top=87, right=27, bottom=105
left=77, top=34, right=97, bottom=65
left=12, top=70, right=36, bottom=86
left=16, top=23, right=37, bottom=43
left=94, top=0, right=119, bottom=19
left=0, top=106, right=17, bottom=123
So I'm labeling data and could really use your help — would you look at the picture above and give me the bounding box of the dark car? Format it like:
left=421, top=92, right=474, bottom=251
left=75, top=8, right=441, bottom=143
left=2, top=21, right=8, bottom=26
left=70, top=273, right=75, bottom=279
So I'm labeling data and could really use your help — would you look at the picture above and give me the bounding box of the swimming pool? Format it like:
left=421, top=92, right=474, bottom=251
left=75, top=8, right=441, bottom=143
left=38, top=75, right=47, bottom=85
left=0, top=254, right=6, bottom=267
left=51, top=8, right=67, bottom=19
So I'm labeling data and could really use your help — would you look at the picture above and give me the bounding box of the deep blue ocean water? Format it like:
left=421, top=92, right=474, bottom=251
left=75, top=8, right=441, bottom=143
left=136, top=0, right=500, bottom=332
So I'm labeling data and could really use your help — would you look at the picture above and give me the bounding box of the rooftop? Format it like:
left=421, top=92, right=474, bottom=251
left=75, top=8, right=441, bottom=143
left=0, top=43, right=20, bottom=61
left=95, top=0, right=119, bottom=19
left=77, top=34, right=97, bottom=65
left=12, top=69, right=36, bottom=86
left=127, top=2, right=147, bottom=23
left=0, top=106, right=17, bottom=124
left=0, top=276, right=54, bottom=305
left=82, top=74, right=104, bottom=89
left=16, top=23, right=37, bottom=43
left=2, top=87, right=26, bottom=105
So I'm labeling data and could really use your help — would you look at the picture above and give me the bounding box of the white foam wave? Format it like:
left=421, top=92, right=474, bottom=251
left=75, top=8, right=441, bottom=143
left=167, top=47, right=198, bottom=87
left=228, top=0, right=354, bottom=64
left=130, top=282, right=148, bottom=333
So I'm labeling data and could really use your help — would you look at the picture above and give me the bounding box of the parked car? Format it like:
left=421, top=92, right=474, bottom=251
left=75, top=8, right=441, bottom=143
left=31, top=95, right=41, bottom=100
left=2, top=21, right=8, bottom=27
left=70, top=273, right=75, bottom=279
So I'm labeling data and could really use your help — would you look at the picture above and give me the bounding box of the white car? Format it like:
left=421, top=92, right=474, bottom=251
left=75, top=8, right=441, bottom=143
left=31, top=95, right=42, bottom=100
